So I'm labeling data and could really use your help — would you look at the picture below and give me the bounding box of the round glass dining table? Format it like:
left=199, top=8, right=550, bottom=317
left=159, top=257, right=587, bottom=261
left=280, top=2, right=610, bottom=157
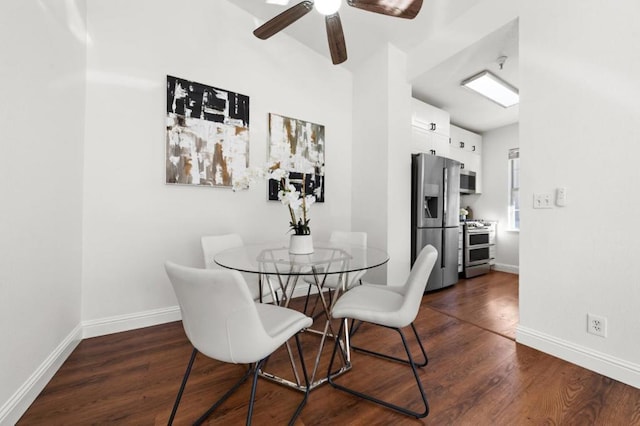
left=214, top=240, right=389, bottom=392
left=214, top=240, right=389, bottom=277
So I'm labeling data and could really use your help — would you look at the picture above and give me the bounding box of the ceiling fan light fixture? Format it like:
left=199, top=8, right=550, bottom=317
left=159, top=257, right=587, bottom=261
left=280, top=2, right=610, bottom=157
left=461, top=70, right=519, bottom=108
left=315, top=0, right=341, bottom=15
left=254, top=0, right=421, bottom=65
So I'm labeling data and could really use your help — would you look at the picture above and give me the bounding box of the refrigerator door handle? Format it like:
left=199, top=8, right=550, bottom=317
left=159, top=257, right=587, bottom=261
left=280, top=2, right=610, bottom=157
left=442, top=166, right=448, bottom=269
left=441, top=228, right=446, bottom=268
left=443, top=166, right=448, bottom=223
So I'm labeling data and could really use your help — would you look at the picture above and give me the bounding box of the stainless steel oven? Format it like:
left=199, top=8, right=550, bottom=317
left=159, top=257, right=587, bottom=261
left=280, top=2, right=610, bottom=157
left=464, top=226, right=491, bottom=277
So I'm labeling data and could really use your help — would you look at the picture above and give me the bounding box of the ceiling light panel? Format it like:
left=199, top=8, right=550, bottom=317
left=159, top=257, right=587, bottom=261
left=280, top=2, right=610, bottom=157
left=461, top=70, right=519, bottom=108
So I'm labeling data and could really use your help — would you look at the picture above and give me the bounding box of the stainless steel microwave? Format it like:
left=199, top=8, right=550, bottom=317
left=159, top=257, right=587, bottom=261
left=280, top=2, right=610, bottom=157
left=460, top=169, right=476, bottom=194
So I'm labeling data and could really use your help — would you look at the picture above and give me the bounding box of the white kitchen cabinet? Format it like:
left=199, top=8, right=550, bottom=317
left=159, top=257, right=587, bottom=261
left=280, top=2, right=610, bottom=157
left=411, top=126, right=450, bottom=157
left=411, top=98, right=450, bottom=157
left=450, top=124, right=483, bottom=193
left=410, top=101, right=484, bottom=193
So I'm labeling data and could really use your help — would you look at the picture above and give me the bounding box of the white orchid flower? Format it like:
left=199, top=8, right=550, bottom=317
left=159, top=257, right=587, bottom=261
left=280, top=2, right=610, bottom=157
left=232, top=158, right=316, bottom=235
left=305, top=194, right=315, bottom=207
left=278, top=184, right=299, bottom=205
left=269, top=168, right=288, bottom=181
left=289, top=195, right=303, bottom=212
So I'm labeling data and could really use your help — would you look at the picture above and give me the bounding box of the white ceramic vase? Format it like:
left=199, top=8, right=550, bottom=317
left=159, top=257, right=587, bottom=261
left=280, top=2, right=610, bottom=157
left=289, top=234, right=314, bottom=255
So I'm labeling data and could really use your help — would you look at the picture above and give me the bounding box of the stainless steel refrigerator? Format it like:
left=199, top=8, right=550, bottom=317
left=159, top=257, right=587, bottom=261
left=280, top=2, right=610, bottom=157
left=411, top=153, right=461, bottom=292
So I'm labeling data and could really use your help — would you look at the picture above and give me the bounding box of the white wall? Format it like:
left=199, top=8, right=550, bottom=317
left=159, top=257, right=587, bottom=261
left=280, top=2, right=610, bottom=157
left=385, top=46, right=414, bottom=285
left=463, top=123, right=519, bottom=273
left=0, top=0, right=86, bottom=422
left=351, top=50, right=389, bottom=283
left=81, top=0, right=353, bottom=325
left=351, top=44, right=412, bottom=285
left=518, top=0, right=640, bottom=387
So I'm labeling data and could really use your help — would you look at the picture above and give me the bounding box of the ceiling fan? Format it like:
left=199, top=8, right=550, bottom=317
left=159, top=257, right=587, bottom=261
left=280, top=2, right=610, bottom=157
left=253, top=0, right=424, bottom=65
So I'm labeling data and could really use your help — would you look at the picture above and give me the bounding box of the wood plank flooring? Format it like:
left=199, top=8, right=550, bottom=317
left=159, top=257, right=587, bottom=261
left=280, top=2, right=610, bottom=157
left=19, top=271, right=640, bottom=425
left=423, top=271, right=519, bottom=340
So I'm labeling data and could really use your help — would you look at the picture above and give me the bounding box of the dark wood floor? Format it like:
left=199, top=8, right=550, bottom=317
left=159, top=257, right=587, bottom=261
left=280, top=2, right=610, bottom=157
left=423, top=271, right=519, bottom=340
left=19, top=271, right=640, bottom=425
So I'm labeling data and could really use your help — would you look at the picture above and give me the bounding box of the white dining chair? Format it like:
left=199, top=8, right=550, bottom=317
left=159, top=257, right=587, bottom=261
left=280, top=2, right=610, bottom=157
left=302, top=231, right=367, bottom=315
left=326, top=244, right=438, bottom=419
left=165, top=262, right=312, bottom=425
left=201, top=234, right=272, bottom=302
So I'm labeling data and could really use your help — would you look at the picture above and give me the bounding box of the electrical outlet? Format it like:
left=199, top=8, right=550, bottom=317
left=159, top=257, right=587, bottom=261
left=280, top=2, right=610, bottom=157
left=533, top=193, right=553, bottom=209
left=587, top=314, right=607, bottom=337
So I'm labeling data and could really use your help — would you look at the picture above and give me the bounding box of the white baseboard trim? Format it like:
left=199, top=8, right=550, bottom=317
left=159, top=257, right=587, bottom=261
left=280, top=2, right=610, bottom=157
left=1, top=288, right=328, bottom=424
left=0, top=324, right=82, bottom=426
left=492, top=263, right=519, bottom=274
left=82, top=306, right=182, bottom=339
left=516, top=325, right=640, bottom=389
left=82, top=284, right=322, bottom=340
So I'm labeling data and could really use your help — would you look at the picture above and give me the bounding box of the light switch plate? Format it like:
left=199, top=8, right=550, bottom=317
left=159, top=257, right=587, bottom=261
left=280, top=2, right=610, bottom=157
left=556, top=187, right=567, bottom=206
left=533, top=193, right=553, bottom=209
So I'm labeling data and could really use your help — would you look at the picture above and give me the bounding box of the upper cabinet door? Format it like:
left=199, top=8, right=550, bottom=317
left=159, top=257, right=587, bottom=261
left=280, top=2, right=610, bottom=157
left=450, top=124, right=482, bottom=158
left=411, top=127, right=450, bottom=157
left=411, top=98, right=451, bottom=156
left=411, top=98, right=450, bottom=137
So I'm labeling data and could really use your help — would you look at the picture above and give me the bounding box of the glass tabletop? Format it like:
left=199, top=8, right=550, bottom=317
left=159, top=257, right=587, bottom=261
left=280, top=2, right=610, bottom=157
left=214, top=241, right=389, bottom=276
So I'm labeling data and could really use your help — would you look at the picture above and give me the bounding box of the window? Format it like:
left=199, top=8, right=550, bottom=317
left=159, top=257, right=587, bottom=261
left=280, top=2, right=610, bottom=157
left=508, top=148, right=520, bottom=230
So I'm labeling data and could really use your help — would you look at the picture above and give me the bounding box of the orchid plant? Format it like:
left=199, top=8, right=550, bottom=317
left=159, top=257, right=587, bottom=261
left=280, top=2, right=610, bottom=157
left=233, top=156, right=317, bottom=236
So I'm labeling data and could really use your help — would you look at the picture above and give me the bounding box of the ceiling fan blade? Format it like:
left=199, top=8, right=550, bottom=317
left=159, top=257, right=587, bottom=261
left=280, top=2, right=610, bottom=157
left=253, top=1, right=314, bottom=40
left=347, top=0, right=423, bottom=19
left=325, top=13, right=347, bottom=65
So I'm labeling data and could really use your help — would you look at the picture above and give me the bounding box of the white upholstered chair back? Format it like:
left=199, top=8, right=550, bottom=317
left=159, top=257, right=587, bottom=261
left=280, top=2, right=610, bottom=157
left=329, top=231, right=367, bottom=288
left=201, top=234, right=243, bottom=270
left=165, top=262, right=274, bottom=364
left=201, top=234, right=263, bottom=300
left=397, top=244, right=438, bottom=326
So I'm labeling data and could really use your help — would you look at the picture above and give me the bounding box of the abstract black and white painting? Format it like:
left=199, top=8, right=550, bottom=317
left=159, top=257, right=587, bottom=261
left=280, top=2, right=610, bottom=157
left=166, top=75, right=249, bottom=187
left=268, top=113, right=325, bottom=202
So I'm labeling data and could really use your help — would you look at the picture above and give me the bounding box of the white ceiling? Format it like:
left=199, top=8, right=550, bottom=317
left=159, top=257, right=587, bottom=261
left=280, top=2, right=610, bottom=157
left=226, top=0, right=519, bottom=133
left=412, top=19, right=519, bottom=133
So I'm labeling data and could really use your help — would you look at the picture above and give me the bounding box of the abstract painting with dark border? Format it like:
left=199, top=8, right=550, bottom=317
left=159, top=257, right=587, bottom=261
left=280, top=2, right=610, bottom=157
left=268, top=113, right=325, bottom=202
left=166, top=75, right=249, bottom=187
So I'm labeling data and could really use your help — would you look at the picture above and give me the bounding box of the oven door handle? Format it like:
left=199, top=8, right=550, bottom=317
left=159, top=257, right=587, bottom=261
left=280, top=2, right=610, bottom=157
left=466, top=229, right=490, bottom=234
left=467, top=243, right=492, bottom=249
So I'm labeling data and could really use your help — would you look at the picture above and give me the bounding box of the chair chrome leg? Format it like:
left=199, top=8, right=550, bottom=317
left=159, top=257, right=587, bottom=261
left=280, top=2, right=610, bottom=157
left=192, top=364, right=254, bottom=425
left=168, top=348, right=198, bottom=425
left=250, top=340, right=309, bottom=426
left=327, top=322, right=430, bottom=419
left=173, top=339, right=309, bottom=425
left=245, top=359, right=265, bottom=425
left=327, top=321, right=347, bottom=376
left=289, top=334, right=310, bottom=426
left=410, top=323, right=428, bottom=367
left=350, top=322, right=428, bottom=367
